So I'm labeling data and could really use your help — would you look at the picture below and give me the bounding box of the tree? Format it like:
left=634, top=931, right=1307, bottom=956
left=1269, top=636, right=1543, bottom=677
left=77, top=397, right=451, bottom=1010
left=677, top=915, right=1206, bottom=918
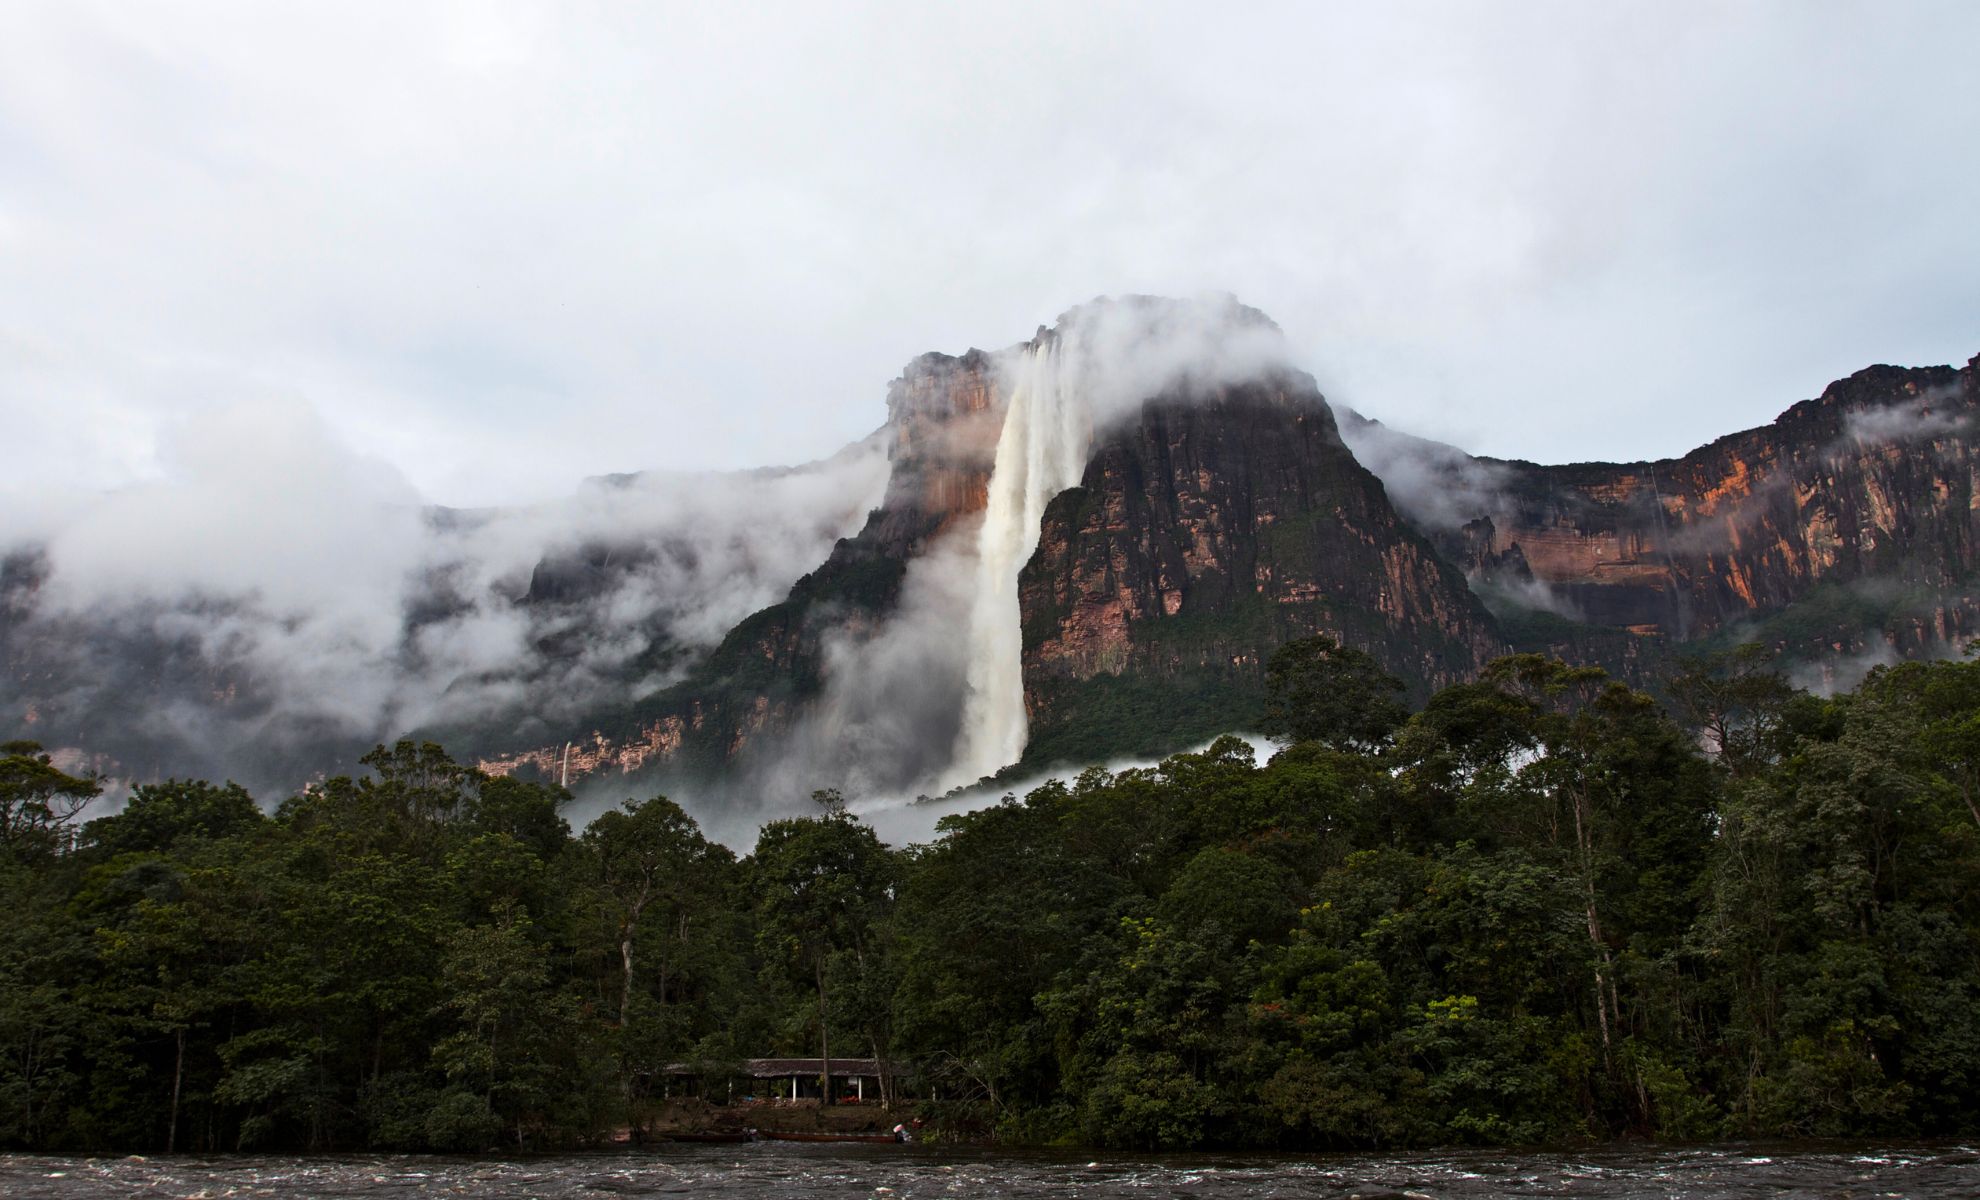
left=575, top=795, right=736, bottom=1127
left=1864, top=652, right=1980, bottom=831
left=278, top=741, right=481, bottom=860
left=0, top=865, right=88, bottom=1148
left=83, top=780, right=262, bottom=859
left=581, top=796, right=721, bottom=1029
left=467, top=775, right=571, bottom=860
left=1261, top=637, right=1409, bottom=752
left=92, top=869, right=226, bottom=1153
left=892, top=796, right=1112, bottom=1119
left=0, top=742, right=99, bottom=863
left=751, top=812, right=896, bottom=1106
left=432, top=902, right=573, bottom=1150
left=1664, top=644, right=1797, bottom=778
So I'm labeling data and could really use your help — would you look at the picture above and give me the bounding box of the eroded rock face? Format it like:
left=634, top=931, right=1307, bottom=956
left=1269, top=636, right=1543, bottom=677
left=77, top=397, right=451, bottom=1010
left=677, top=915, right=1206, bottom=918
left=15, top=295, right=1975, bottom=801
left=878, top=350, right=1005, bottom=542
left=1015, top=374, right=1507, bottom=768
left=479, top=350, right=1008, bottom=787
left=1350, top=358, right=1980, bottom=668
left=479, top=348, right=1980, bottom=790
left=1496, top=362, right=1964, bottom=641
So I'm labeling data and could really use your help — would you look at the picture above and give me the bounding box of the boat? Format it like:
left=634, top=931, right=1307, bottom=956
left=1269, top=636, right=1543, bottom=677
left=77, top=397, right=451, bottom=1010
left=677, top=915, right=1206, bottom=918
left=757, top=1129, right=902, bottom=1144
left=663, top=1129, right=758, bottom=1143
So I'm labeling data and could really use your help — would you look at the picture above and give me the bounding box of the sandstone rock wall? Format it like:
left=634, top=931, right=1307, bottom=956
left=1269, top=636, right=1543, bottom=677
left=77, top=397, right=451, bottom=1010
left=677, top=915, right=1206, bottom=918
left=1014, top=376, right=1508, bottom=768
left=481, top=350, right=1008, bottom=786
left=1438, top=358, right=1979, bottom=656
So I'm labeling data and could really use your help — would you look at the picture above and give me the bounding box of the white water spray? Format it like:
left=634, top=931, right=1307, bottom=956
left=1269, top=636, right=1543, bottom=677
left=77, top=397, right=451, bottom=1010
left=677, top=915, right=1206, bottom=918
left=943, top=336, right=1092, bottom=788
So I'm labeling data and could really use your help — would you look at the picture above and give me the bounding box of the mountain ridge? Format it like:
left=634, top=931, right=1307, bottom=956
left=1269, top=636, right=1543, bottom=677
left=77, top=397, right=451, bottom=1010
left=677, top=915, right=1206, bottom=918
left=3, top=302, right=1973, bottom=808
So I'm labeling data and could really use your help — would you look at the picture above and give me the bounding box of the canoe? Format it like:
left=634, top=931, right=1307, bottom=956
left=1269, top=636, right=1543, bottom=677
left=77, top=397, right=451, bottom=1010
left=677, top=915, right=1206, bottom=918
left=758, top=1130, right=901, bottom=1144
left=664, top=1130, right=758, bottom=1143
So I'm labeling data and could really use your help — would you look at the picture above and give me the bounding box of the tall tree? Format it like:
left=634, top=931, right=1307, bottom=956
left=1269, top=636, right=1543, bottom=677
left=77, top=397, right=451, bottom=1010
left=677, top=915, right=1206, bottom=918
left=581, top=796, right=719, bottom=1028
left=1261, top=636, right=1409, bottom=752
left=751, top=811, right=896, bottom=1106
left=1664, top=644, right=1796, bottom=778
left=0, top=742, right=99, bottom=864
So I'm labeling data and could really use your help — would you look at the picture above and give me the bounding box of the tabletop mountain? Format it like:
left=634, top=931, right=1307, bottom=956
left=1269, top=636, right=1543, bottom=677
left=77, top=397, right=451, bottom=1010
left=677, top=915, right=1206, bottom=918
left=3, top=299, right=1973, bottom=808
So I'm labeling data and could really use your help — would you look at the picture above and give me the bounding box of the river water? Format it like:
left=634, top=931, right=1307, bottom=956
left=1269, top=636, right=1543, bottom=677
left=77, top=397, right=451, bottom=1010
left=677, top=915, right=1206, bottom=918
left=2, top=1142, right=1975, bottom=1198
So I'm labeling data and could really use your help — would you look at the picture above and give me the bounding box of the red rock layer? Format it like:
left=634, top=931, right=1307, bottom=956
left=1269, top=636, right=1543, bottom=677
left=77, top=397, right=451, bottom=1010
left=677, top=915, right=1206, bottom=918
left=1447, top=358, right=1979, bottom=647
left=1016, top=375, right=1507, bottom=761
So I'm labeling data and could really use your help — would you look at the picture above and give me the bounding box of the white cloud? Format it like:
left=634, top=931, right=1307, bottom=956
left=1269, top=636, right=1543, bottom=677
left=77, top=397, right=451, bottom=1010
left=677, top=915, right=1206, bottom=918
left=0, top=1, right=1972, bottom=513
left=3, top=383, right=890, bottom=782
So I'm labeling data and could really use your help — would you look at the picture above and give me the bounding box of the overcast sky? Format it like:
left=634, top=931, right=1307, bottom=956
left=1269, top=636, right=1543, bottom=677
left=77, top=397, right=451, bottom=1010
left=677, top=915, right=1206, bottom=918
left=2, top=1, right=1976, bottom=508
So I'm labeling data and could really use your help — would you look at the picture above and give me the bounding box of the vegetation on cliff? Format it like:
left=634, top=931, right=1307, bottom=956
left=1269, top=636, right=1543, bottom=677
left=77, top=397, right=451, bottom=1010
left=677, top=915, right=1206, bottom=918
left=3, top=641, right=1979, bottom=1153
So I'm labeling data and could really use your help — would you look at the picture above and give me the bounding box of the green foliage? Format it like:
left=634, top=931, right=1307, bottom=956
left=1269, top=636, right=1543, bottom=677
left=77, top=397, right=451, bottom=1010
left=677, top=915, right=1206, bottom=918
left=1663, top=644, right=1797, bottom=777
left=83, top=780, right=263, bottom=858
left=0, top=741, right=100, bottom=864
left=750, top=811, right=900, bottom=1105
left=4, top=646, right=1980, bottom=1152
left=1718, top=580, right=1937, bottom=653
left=1020, top=671, right=1264, bottom=771
left=423, top=1088, right=504, bottom=1152
left=1261, top=635, right=1409, bottom=751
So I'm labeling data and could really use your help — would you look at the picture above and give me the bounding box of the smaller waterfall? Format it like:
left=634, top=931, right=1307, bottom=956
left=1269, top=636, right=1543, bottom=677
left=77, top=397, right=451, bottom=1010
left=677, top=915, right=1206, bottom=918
left=943, top=337, right=1091, bottom=788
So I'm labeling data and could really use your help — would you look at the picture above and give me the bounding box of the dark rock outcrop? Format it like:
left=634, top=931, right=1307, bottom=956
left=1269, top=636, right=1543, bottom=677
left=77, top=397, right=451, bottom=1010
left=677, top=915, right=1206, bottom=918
left=8, top=294, right=1974, bottom=802
left=1015, top=374, right=1507, bottom=769
left=1343, top=355, right=1980, bottom=677
left=475, top=350, right=1009, bottom=784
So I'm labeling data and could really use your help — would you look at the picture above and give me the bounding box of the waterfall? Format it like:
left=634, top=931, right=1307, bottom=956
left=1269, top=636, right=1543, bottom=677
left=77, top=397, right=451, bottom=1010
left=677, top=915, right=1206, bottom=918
left=943, top=337, right=1091, bottom=788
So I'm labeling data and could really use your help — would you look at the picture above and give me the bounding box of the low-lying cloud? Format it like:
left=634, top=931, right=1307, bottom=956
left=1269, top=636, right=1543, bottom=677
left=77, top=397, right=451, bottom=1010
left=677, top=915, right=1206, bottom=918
left=2, top=393, right=889, bottom=793
left=595, top=294, right=1311, bottom=834
left=1332, top=408, right=1516, bottom=534
left=1037, top=293, right=1301, bottom=431
left=1843, top=386, right=1969, bottom=447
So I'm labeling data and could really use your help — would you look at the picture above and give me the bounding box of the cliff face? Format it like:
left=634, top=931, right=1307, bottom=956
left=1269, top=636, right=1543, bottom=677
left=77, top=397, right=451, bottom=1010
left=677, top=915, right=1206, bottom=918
left=1014, top=376, right=1507, bottom=769
left=474, top=350, right=1008, bottom=785
left=1346, top=355, right=1980, bottom=675
left=11, top=295, right=1974, bottom=803
left=511, top=335, right=1512, bottom=791
left=876, top=350, right=1005, bottom=544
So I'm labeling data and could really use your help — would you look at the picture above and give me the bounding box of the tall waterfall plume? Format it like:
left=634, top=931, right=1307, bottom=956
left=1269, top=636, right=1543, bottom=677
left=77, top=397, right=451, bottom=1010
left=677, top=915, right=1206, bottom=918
left=943, top=336, right=1091, bottom=787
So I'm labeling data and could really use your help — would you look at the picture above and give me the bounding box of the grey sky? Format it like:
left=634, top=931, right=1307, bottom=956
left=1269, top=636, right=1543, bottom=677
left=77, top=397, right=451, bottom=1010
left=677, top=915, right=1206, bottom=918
left=2, top=1, right=1975, bottom=508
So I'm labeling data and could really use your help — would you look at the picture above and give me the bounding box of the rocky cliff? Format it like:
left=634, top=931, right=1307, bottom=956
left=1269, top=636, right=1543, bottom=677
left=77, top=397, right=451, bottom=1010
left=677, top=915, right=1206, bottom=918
left=473, top=316, right=1513, bottom=794
left=386, top=342, right=1980, bottom=794
left=472, top=349, right=1009, bottom=786
left=1015, top=374, right=1507, bottom=769
left=1341, top=355, right=1980, bottom=682
left=8, top=295, right=1974, bottom=805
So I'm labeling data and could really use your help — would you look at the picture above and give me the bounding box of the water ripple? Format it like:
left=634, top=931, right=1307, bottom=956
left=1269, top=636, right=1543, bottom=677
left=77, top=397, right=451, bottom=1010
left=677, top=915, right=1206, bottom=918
left=1, top=1142, right=1975, bottom=1199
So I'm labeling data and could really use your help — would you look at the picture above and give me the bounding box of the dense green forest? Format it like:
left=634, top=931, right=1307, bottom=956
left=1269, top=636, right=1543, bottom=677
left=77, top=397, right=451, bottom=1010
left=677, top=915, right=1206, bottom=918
left=4, top=642, right=1979, bottom=1153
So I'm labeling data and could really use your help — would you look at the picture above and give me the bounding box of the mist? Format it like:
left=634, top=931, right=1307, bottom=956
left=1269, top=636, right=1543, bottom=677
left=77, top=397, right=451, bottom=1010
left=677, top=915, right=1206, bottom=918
left=1331, top=408, right=1516, bottom=534
left=1843, top=386, right=1969, bottom=447
left=3, top=293, right=1298, bottom=837
left=9, top=292, right=1967, bottom=853
left=757, top=296, right=1301, bottom=810
left=0, top=393, right=890, bottom=795
left=543, top=296, right=1312, bottom=840
left=858, top=732, right=1280, bottom=851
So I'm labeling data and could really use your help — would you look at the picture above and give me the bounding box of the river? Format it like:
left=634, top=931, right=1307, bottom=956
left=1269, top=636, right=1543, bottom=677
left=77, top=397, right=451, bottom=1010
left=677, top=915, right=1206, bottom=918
left=2, top=1142, right=1975, bottom=1198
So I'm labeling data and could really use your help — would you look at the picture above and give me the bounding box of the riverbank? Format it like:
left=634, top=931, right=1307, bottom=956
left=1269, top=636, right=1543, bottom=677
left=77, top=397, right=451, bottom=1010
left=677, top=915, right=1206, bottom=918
left=639, top=1098, right=918, bottom=1140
